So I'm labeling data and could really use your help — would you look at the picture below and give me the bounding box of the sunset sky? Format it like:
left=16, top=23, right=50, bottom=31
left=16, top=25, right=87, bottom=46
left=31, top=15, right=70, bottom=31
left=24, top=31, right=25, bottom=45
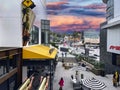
left=46, top=0, right=106, bottom=34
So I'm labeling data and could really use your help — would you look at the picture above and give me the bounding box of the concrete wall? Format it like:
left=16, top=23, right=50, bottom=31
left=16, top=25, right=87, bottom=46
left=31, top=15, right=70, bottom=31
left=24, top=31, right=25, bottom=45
left=114, top=0, right=120, bottom=18
left=0, top=0, right=22, bottom=47
left=0, top=0, right=47, bottom=47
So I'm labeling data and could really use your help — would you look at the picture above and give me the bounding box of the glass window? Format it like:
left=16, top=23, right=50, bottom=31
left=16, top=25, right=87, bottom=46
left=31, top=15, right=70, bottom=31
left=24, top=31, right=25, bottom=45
left=0, top=55, right=18, bottom=77
left=41, top=19, right=50, bottom=30
left=107, top=0, right=114, bottom=20
left=29, top=25, right=39, bottom=45
left=0, top=58, right=7, bottom=76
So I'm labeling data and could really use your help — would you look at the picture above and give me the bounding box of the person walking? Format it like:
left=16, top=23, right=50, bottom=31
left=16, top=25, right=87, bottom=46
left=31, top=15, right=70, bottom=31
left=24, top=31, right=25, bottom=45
left=115, top=71, right=119, bottom=86
left=65, top=52, right=67, bottom=57
left=59, top=77, right=64, bottom=90
left=113, top=73, right=117, bottom=87
left=62, top=52, right=64, bottom=57
left=71, top=75, right=77, bottom=83
left=75, top=70, right=79, bottom=80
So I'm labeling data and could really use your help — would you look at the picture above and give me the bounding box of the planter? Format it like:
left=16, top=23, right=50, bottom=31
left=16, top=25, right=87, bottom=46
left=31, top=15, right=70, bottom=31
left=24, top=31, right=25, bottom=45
left=81, top=60, right=94, bottom=69
left=62, top=63, right=65, bottom=67
left=91, top=68, right=101, bottom=75
left=100, top=70, right=105, bottom=77
left=91, top=68, right=105, bottom=76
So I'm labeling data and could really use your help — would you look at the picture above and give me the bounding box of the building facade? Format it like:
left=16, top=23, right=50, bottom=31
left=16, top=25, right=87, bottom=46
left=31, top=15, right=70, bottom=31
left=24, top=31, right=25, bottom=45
left=0, top=0, right=56, bottom=90
left=0, top=0, right=48, bottom=47
left=101, top=0, right=120, bottom=73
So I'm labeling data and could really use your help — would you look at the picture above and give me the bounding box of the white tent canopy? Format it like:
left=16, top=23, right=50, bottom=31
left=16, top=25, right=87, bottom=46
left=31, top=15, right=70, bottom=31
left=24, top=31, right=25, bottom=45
left=82, top=77, right=106, bottom=90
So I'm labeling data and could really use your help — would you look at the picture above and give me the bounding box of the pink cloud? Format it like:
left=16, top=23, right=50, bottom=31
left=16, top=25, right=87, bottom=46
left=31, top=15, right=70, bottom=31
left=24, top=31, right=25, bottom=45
left=48, top=15, right=106, bottom=32
left=47, top=1, right=68, bottom=6
left=49, top=15, right=84, bottom=27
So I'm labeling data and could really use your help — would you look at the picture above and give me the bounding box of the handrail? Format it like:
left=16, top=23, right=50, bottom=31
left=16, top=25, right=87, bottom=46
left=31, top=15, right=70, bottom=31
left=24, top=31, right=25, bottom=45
left=45, top=76, right=50, bottom=89
left=18, top=78, right=30, bottom=90
left=38, top=76, right=50, bottom=90
left=38, top=77, right=47, bottom=90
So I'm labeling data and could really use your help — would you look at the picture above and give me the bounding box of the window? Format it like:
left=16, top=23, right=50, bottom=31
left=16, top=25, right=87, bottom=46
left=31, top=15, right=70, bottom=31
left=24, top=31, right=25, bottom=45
left=106, top=0, right=114, bottom=20
left=29, top=25, right=39, bottom=45
left=41, top=19, right=50, bottom=31
left=0, top=58, right=7, bottom=76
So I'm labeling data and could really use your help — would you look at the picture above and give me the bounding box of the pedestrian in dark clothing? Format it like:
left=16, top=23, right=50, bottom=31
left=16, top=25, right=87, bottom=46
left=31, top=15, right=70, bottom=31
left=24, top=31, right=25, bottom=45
left=113, top=73, right=117, bottom=87
left=62, top=52, right=64, bottom=57
left=71, top=75, right=73, bottom=80
left=115, top=71, right=119, bottom=86
left=59, top=77, right=64, bottom=90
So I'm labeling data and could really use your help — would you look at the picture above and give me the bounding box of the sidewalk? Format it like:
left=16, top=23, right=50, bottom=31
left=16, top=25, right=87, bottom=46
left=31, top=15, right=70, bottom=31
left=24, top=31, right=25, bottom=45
left=53, top=61, right=120, bottom=90
left=53, top=62, right=74, bottom=90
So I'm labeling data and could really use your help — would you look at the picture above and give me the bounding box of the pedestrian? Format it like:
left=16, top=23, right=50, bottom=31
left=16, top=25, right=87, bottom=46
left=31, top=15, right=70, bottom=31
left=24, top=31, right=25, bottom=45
left=75, top=70, right=78, bottom=80
left=71, top=75, right=77, bottom=83
left=71, top=75, right=73, bottom=80
left=115, top=71, right=119, bottom=86
left=59, top=77, right=64, bottom=90
left=62, top=52, right=64, bottom=57
left=117, top=72, right=119, bottom=86
left=113, top=73, right=117, bottom=87
left=65, top=52, right=67, bottom=57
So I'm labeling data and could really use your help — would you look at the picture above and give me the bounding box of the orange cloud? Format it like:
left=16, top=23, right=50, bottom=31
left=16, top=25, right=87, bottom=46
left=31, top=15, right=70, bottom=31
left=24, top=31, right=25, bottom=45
left=48, top=15, right=84, bottom=27
left=47, top=1, right=68, bottom=6
left=49, top=15, right=106, bottom=28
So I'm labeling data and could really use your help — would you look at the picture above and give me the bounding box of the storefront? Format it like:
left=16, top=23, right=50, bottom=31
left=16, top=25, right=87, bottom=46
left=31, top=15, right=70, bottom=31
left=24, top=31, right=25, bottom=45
left=18, top=45, right=57, bottom=90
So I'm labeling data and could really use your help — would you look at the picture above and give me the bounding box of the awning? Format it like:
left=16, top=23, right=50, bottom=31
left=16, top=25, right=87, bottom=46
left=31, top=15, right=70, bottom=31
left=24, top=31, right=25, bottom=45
left=23, top=45, right=57, bottom=59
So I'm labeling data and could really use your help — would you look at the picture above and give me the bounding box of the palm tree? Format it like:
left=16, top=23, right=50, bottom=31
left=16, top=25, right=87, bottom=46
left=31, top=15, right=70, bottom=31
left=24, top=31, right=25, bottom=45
left=72, top=31, right=80, bottom=46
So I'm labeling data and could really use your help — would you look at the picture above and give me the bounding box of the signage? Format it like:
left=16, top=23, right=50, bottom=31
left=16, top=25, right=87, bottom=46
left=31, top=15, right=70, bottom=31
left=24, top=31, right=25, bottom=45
left=22, top=0, right=34, bottom=7
left=109, top=45, right=120, bottom=50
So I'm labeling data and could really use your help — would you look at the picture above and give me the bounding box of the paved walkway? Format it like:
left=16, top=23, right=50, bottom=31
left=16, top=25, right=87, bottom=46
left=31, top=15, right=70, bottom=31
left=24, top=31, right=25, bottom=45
left=53, top=61, right=120, bottom=90
left=53, top=62, right=74, bottom=90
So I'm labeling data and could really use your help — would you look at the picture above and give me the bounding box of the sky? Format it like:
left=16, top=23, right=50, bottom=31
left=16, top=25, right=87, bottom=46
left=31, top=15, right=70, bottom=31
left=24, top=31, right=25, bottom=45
left=46, top=0, right=106, bottom=34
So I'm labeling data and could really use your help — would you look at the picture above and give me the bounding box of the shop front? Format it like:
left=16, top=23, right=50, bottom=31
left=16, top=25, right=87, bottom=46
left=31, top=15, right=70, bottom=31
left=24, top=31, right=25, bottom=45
left=18, top=45, right=57, bottom=90
left=0, top=0, right=54, bottom=89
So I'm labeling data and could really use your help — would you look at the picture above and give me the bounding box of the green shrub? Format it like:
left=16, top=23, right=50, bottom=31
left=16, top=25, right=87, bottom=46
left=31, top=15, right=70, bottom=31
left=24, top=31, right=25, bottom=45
left=76, top=54, right=105, bottom=70
left=50, top=42, right=58, bottom=48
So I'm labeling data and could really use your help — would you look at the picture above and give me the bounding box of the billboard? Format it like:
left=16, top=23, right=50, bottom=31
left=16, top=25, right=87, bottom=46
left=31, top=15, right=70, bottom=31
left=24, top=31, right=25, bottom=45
left=107, top=27, right=120, bottom=54
left=60, top=47, right=69, bottom=52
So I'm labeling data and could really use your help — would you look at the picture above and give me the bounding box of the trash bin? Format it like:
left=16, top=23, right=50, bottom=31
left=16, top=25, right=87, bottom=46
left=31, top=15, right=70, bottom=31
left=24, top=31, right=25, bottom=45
left=101, top=70, right=105, bottom=77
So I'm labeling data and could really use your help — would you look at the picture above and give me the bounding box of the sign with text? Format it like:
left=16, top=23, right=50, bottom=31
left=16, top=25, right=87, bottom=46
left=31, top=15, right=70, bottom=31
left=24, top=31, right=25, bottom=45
left=110, top=45, right=120, bottom=51
left=108, top=45, right=120, bottom=54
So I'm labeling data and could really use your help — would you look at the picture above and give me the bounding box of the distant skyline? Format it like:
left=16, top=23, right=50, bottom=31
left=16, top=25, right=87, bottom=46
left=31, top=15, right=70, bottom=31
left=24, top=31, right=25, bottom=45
left=46, top=0, right=106, bottom=34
